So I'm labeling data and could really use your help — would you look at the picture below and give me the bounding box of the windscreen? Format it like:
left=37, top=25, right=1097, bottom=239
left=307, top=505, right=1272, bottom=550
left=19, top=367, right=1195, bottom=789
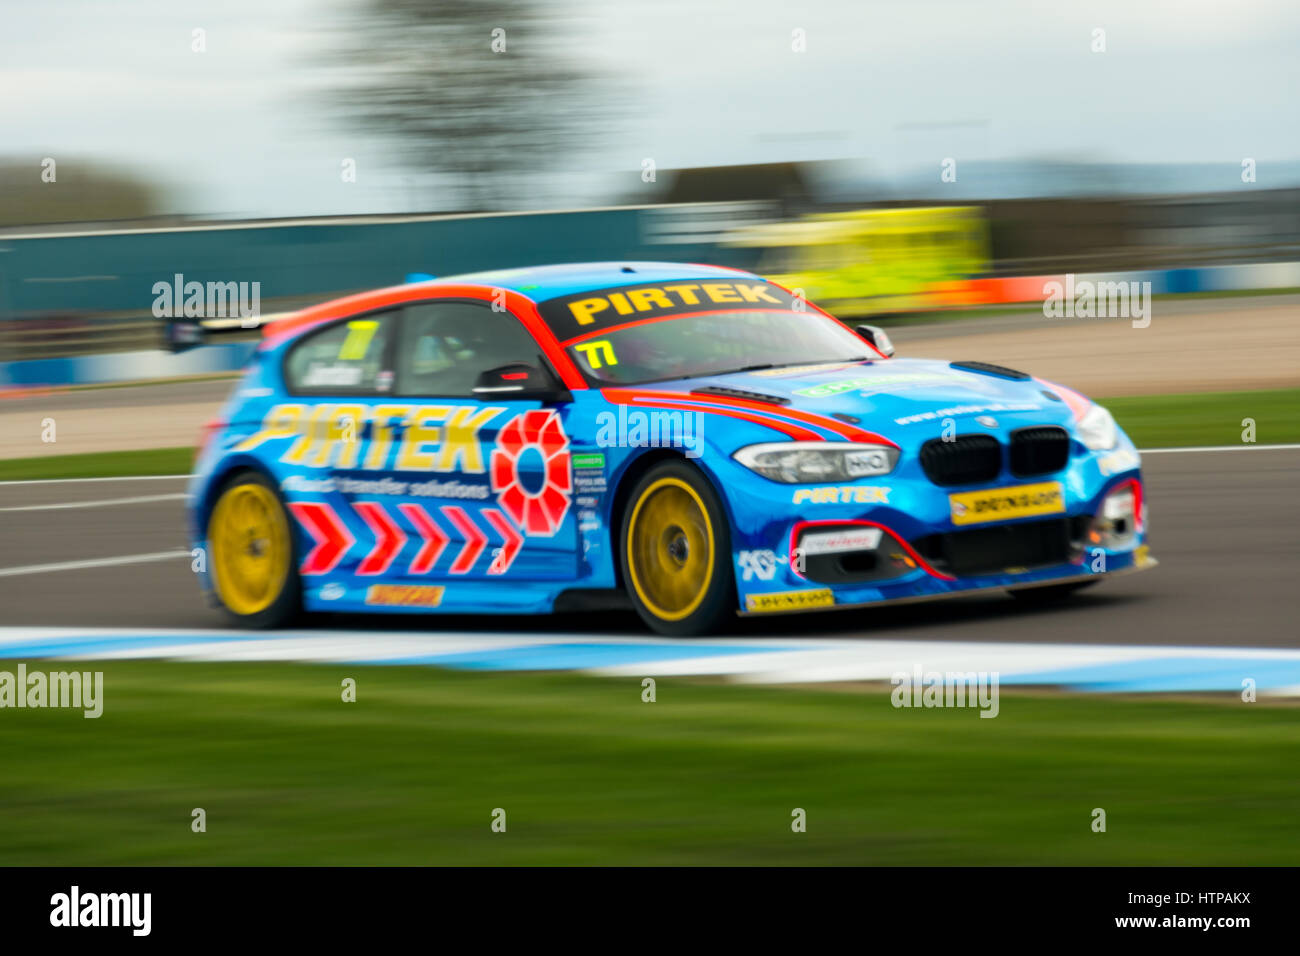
left=535, top=279, right=874, bottom=385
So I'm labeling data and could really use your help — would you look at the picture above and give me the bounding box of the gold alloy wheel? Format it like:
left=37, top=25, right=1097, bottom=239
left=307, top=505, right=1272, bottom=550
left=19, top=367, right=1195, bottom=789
left=625, top=477, right=715, bottom=622
left=208, top=480, right=291, bottom=616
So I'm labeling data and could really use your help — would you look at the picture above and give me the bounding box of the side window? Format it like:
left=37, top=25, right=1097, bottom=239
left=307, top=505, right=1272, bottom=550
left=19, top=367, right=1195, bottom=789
left=396, top=300, right=544, bottom=398
left=285, top=314, right=394, bottom=394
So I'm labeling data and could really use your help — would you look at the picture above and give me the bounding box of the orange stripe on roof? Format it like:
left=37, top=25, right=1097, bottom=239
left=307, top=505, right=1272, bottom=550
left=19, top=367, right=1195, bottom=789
left=258, top=283, right=586, bottom=389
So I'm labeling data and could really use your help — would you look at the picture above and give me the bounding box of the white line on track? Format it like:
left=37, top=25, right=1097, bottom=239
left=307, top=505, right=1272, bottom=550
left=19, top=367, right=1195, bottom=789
left=0, top=474, right=192, bottom=486
left=0, top=550, right=190, bottom=579
left=1138, top=443, right=1300, bottom=454
left=0, top=493, right=187, bottom=513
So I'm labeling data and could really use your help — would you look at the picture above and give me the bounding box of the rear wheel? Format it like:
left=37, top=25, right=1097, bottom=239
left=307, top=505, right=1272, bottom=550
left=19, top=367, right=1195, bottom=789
left=1008, top=580, right=1098, bottom=605
left=620, top=461, right=735, bottom=637
left=207, top=470, right=300, bottom=628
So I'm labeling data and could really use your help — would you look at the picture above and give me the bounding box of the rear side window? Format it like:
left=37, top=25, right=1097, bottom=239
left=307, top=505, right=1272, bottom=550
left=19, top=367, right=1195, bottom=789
left=284, top=315, right=394, bottom=394
left=395, top=300, right=544, bottom=398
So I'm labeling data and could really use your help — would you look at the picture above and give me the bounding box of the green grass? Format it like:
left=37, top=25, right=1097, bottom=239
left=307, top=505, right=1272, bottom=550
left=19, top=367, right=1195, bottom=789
left=1151, top=286, right=1300, bottom=300
left=0, top=661, right=1296, bottom=865
left=1107, top=388, right=1299, bottom=448
left=0, top=446, right=194, bottom=481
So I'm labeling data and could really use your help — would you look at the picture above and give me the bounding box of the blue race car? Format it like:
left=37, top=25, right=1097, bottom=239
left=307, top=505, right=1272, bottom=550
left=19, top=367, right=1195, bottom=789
left=189, top=262, right=1153, bottom=636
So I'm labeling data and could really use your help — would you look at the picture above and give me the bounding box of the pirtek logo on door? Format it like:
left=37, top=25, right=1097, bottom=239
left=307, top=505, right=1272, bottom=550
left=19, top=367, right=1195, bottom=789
left=236, top=403, right=503, bottom=472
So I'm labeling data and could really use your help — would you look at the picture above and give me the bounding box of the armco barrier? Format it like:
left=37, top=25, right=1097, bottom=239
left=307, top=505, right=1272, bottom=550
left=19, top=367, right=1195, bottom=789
left=0, top=341, right=257, bottom=388
left=941, top=261, right=1300, bottom=307
left=0, top=205, right=752, bottom=318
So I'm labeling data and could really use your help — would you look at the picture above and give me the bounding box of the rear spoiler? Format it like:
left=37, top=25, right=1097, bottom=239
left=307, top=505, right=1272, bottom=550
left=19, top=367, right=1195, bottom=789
left=164, top=273, right=433, bottom=352
left=163, top=313, right=293, bottom=353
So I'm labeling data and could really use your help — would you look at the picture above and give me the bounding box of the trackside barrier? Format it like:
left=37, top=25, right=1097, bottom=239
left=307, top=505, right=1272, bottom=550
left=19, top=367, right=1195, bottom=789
left=938, top=261, right=1300, bottom=307
left=0, top=342, right=257, bottom=388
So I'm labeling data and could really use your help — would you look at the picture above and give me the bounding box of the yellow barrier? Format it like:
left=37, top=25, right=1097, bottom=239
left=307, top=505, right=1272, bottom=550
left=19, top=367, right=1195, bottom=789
left=724, top=206, right=991, bottom=315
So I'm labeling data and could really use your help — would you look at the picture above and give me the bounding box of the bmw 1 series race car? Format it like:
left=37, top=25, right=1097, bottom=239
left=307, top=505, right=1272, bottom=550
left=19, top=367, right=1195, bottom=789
left=188, top=261, right=1154, bottom=636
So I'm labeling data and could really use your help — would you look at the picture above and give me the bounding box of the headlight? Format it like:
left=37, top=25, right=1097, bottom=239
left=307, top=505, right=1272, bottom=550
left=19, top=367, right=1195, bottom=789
left=733, top=441, right=899, bottom=483
left=1077, top=403, right=1118, bottom=451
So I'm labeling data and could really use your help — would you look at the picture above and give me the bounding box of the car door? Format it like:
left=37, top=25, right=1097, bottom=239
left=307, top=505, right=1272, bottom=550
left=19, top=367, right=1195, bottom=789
left=369, top=298, right=579, bottom=593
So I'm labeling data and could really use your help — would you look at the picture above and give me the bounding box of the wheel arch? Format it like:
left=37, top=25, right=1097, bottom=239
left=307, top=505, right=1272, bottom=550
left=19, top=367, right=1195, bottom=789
left=606, top=447, right=735, bottom=590
left=194, top=453, right=286, bottom=543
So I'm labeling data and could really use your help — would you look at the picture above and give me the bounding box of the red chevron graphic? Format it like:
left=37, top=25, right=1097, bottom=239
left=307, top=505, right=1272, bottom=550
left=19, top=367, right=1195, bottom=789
left=397, top=503, right=449, bottom=575
left=482, top=508, right=524, bottom=575
left=353, top=501, right=408, bottom=576
left=289, top=502, right=355, bottom=575
left=441, top=505, right=487, bottom=574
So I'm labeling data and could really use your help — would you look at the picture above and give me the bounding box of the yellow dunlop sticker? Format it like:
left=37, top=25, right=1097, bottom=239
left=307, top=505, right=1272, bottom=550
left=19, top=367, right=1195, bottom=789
left=365, top=584, right=445, bottom=608
left=949, top=481, right=1065, bottom=526
left=745, top=589, right=835, bottom=613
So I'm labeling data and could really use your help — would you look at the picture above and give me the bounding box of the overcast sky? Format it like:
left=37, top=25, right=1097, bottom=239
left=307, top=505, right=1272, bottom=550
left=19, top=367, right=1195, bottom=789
left=2, top=0, right=1297, bottom=216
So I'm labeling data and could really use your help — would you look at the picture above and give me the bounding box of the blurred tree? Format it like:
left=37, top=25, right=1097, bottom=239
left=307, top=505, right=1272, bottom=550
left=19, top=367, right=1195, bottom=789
left=0, top=159, right=167, bottom=227
left=324, top=0, right=607, bottom=211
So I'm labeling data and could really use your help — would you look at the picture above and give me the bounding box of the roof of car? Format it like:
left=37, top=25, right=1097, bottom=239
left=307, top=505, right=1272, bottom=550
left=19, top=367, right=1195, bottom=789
left=261, top=261, right=771, bottom=349
left=414, top=261, right=765, bottom=302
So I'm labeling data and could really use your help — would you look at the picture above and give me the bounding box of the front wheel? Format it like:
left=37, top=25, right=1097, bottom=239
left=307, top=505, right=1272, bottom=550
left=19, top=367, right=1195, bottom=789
left=619, top=460, right=735, bottom=637
left=206, top=470, right=300, bottom=628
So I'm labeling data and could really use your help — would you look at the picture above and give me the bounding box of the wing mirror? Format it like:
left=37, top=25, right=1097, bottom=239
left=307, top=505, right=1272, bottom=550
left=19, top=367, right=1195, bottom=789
left=854, top=324, right=895, bottom=358
left=472, top=362, right=571, bottom=403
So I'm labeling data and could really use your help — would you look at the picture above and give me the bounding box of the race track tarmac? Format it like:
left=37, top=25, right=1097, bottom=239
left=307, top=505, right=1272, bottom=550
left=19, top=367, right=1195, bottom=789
left=0, top=447, right=1295, bottom=648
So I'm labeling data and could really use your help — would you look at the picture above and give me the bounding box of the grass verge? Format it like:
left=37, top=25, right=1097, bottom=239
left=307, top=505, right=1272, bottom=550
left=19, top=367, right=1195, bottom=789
left=1107, top=388, right=1299, bottom=448
left=0, top=446, right=193, bottom=481
left=0, top=661, right=1296, bottom=865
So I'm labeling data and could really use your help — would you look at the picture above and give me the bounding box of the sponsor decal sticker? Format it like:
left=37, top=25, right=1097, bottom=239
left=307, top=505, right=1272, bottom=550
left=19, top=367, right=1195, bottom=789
left=490, top=409, right=572, bottom=536
left=745, top=588, right=835, bottom=613
left=792, top=485, right=890, bottom=505
left=238, top=402, right=504, bottom=474
left=737, top=549, right=778, bottom=581
left=302, top=366, right=362, bottom=388
left=894, top=402, right=1041, bottom=426
left=365, top=584, right=445, bottom=607
left=798, top=527, right=883, bottom=556
left=949, top=481, right=1065, bottom=526
left=538, top=280, right=797, bottom=341
left=794, top=372, right=959, bottom=398
left=572, top=452, right=606, bottom=469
